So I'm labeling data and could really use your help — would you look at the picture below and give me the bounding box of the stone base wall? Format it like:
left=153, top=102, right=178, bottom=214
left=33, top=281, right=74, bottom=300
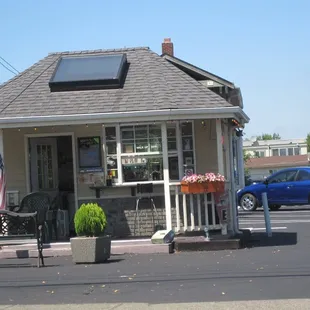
left=79, top=196, right=177, bottom=237
left=78, top=193, right=221, bottom=237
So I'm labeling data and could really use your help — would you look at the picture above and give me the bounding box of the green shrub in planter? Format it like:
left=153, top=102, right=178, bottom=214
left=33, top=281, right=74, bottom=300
left=74, top=203, right=107, bottom=237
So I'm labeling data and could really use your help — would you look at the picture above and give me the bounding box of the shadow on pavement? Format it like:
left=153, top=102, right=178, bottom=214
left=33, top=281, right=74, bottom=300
left=248, top=232, right=297, bottom=248
left=0, top=263, right=61, bottom=268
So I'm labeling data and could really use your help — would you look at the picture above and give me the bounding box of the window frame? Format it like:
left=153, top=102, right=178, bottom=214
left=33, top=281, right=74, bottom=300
left=272, top=148, right=279, bottom=156
left=268, top=169, right=298, bottom=183
left=103, top=121, right=196, bottom=185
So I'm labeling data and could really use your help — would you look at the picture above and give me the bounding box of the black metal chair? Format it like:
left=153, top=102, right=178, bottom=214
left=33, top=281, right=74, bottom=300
left=19, top=192, right=51, bottom=243
left=134, top=183, right=159, bottom=236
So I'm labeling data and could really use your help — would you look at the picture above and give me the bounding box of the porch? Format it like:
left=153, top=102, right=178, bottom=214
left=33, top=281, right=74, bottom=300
left=1, top=117, right=245, bottom=239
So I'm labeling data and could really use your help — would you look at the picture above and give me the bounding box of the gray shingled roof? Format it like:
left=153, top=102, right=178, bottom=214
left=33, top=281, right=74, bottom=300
left=0, top=47, right=232, bottom=118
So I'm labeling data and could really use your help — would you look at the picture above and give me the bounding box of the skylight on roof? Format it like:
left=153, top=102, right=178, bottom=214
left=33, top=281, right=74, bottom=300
left=49, top=54, right=127, bottom=92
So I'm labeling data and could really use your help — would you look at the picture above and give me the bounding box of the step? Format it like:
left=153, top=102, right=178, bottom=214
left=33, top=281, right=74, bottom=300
left=174, top=236, right=242, bottom=252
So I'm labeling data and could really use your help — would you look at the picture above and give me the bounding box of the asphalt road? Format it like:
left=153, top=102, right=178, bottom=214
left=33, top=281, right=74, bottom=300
left=1, top=207, right=310, bottom=308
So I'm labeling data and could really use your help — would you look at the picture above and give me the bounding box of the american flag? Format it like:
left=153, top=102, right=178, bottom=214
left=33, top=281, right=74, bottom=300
left=0, top=154, right=6, bottom=210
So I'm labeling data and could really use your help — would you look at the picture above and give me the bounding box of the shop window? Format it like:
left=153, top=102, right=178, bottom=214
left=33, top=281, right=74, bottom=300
left=105, top=127, right=118, bottom=182
left=105, top=122, right=195, bottom=184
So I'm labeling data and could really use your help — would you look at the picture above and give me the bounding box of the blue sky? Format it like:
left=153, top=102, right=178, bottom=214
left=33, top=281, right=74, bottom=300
left=1, top=0, right=309, bottom=139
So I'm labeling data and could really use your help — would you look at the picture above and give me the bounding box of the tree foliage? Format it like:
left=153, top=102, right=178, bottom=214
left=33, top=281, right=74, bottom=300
left=243, top=150, right=252, bottom=185
left=257, top=133, right=281, bottom=140
left=307, top=133, right=310, bottom=152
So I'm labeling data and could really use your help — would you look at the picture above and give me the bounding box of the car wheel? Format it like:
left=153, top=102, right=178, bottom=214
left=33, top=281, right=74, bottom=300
left=240, top=193, right=257, bottom=211
left=269, top=205, right=281, bottom=211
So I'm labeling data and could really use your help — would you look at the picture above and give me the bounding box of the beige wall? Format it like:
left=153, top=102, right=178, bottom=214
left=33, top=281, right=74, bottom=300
left=4, top=121, right=220, bottom=202
left=194, top=119, right=219, bottom=174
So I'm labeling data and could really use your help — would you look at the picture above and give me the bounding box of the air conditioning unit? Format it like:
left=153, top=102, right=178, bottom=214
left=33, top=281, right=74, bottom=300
left=6, top=191, right=19, bottom=207
left=46, top=210, right=69, bottom=240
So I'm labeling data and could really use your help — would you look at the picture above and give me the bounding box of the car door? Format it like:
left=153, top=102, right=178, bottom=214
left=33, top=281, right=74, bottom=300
left=288, top=169, right=310, bottom=204
left=266, top=169, right=298, bottom=204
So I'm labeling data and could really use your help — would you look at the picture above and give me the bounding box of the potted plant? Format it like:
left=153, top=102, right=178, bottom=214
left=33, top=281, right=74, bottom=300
left=70, top=202, right=111, bottom=264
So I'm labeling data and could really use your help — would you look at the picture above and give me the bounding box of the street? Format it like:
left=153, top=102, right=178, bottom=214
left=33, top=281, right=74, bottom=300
left=1, top=207, right=310, bottom=309
left=239, top=205, right=310, bottom=232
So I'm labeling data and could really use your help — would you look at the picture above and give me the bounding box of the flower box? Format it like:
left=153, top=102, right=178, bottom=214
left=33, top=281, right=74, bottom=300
left=180, top=172, right=226, bottom=194
left=181, top=181, right=209, bottom=194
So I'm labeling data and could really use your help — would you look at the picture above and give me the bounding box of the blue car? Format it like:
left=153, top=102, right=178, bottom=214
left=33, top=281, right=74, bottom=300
left=237, top=167, right=310, bottom=211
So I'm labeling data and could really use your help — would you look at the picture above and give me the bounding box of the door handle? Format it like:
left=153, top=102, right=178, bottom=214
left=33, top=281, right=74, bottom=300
left=287, top=185, right=294, bottom=189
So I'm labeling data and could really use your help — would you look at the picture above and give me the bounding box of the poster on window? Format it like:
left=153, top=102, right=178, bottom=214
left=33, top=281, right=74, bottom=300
left=78, top=137, right=101, bottom=168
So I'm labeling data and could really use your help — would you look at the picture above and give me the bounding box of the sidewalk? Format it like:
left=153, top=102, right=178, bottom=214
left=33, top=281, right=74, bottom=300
left=1, top=300, right=310, bottom=309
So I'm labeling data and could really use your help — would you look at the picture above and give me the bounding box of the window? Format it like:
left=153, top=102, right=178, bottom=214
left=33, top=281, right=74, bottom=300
left=272, top=149, right=279, bottom=156
left=255, top=151, right=265, bottom=158
left=120, top=124, right=163, bottom=182
left=104, top=122, right=195, bottom=184
left=279, top=148, right=286, bottom=156
left=49, top=54, right=127, bottom=92
left=296, top=169, right=310, bottom=181
left=182, top=122, right=195, bottom=175
left=268, top=170, right=297, bottom=183
left=288, top=148, right=294, bottom=156
left=105, top=127, right=118, bottom=182
left=294, top=147, right=300, bottom=155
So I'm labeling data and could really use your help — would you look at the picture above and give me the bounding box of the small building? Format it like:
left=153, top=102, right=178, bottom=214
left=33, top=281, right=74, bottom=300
left=0, top=39, right=249, bottom=238
left=243, top=138, right=307, bottom=158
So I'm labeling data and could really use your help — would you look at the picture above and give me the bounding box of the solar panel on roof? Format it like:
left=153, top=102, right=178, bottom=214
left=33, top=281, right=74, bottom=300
left=49, top=54, right=127, bottom=92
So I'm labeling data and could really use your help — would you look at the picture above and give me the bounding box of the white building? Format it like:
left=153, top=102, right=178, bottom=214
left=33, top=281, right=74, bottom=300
left=243, top=138, right=307, bottom=158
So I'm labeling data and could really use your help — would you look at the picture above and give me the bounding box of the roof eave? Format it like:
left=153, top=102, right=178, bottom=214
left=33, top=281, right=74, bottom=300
left=162, top=54, right=235, bottom=89
left=0, top=106, right=250, bottom=128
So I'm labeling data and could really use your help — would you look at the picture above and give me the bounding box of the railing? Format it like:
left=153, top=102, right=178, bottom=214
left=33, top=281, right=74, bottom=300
left=170, top=183, right=222, bottom=233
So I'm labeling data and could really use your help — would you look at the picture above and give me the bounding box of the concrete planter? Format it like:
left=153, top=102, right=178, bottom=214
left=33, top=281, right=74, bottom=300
left=70, top=236, right=111, bottom=264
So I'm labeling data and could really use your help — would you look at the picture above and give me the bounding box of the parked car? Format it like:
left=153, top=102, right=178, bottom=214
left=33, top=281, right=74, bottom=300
left=237, top=167, right=310, bottom=211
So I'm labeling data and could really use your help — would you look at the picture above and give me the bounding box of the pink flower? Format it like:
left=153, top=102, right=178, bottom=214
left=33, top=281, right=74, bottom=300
left=182, top=172, right=225, bottom=183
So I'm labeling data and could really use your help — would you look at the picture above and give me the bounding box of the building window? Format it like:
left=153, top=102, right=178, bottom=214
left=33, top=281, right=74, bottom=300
left=182, top=122, right=195, bottom=175
left=120, top=124, right=162, bottom=182
left=105, top=127, right=118, bottom=182
left=288, top=148, right=294, bottom=156
left=272, top=149, right=279, bottom=156
left=167, top=123, right=180, bottom=180
left=294, top=147, right=300, bottom=155
left=255, top=151, right=265, bottom=158
left=279, top=148, right=286, bottom=156
left=105, top=122, right=194, bottom=184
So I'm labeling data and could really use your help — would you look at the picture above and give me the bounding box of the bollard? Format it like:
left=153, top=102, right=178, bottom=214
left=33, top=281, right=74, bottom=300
left=262, top=192, right=272, bottom=237
left=204, top=226, right=210, bottom=241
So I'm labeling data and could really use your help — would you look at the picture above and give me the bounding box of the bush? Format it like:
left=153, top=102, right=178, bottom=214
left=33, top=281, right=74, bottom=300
left=74, top=203, right=107, bottom=237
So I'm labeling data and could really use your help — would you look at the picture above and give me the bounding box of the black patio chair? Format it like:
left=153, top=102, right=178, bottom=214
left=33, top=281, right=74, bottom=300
left=19, top=192, right=51, bottom=243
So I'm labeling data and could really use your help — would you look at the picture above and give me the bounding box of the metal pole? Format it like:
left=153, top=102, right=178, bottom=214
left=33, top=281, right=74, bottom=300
left=262, top=192, right=272, bottom=237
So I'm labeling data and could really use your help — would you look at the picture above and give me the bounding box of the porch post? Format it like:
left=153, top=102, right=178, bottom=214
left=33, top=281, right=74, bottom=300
left=228, top=125, right=240, bottom=234
left=223, top=123, right=233, bottom=234
left=237, top=136, right=245, bottom=189
left=161, top=122, right=172, bottom=231
left=176, top=121, right=184, bottom=178
left=0, top=129, right=4, bottom=162
left=0, top=129, right=5, bottom=209
left=216, top=119, right=224, bottom=175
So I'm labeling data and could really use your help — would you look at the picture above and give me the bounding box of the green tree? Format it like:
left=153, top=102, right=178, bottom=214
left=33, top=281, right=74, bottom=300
left=257, top=133, right=281, bottom=140
left=307, top=133, right=310, bottom=152
left=243, top=150, right=252, bottom=185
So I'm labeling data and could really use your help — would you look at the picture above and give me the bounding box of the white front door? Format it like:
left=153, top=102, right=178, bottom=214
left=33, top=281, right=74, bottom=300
left=30, top=138, right=58, bottom=196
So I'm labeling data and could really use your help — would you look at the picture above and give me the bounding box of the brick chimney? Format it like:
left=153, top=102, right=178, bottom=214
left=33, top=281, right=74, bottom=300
left=162, top=38, right=174, bottom=56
